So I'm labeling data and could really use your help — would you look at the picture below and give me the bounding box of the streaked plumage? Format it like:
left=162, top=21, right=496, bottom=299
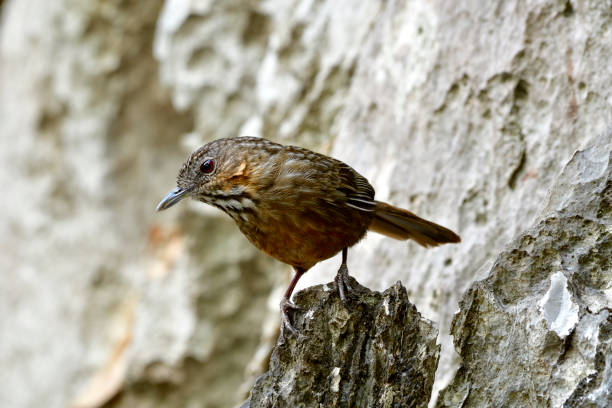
left=157, top=136, right=460, bottom=335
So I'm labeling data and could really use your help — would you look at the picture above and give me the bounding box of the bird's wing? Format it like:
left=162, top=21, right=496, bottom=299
left=274, top=145, right=376, bottom=213
left=335, top=163, right=376, bottom=212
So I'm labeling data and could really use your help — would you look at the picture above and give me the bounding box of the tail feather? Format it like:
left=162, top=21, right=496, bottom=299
left=369, top=201, right=460, bottom=247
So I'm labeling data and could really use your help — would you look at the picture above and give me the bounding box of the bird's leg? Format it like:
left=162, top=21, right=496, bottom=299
left=280, top=267, right=305, bottom=337
left=335, top=248, right=353, bottom=303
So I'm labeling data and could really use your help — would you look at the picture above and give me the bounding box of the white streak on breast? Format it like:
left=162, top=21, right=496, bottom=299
left=226, top=199, right=242, bottom=210
left=241, top=197, right=256, bottom=209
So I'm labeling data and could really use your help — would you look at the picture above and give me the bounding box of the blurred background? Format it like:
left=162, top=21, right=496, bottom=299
left=1, top=1, right=610, bottom=407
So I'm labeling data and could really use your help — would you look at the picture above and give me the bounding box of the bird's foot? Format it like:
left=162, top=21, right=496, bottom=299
left=280, top=297, right=302, bottom=338
left=335, top=263, right=353, bottom=304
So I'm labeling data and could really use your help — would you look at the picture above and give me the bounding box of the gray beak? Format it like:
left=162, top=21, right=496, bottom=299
left=156, top=187, right=193, bottom=211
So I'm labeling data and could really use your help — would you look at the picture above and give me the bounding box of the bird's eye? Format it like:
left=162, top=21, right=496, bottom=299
left=200, top=159, right=215, bottom=174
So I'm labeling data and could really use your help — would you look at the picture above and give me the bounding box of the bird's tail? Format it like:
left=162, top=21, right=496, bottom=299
left=369, top=201, right=461, bottom=247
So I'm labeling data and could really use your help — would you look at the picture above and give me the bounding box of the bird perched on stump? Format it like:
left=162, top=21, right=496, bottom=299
left=157, top=136, right=460, bottom=335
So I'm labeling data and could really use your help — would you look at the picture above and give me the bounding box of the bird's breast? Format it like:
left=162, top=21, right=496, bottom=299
left=231, top=198, right=373, bottom=270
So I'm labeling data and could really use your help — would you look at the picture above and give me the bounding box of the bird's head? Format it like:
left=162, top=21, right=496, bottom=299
left=156, top=137, right=279, bottom=212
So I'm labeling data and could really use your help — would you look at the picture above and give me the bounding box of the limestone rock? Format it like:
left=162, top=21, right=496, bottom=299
left=245, top=279, right=440, bottom=408
left=2, top=0, right=612, bottom=407
left=308, top=0, right=612, bottom=400
left=0, top=2, right=277, bottom=408
left=437, top=132, right=612, bottom=407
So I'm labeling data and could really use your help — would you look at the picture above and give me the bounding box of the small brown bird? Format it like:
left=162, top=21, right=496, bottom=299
left=157, top=137, right=460, bottom=335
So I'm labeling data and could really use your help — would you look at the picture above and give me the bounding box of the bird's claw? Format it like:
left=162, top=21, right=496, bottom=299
left=335, top=263, right=353, bottom=304
left=280, top=298, right=301, bottom=337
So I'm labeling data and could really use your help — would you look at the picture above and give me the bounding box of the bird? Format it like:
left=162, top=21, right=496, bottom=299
left=156, top=136, right=460, bottom=336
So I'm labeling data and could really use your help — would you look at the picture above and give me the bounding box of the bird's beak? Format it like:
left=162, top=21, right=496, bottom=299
left=156, top=186, right=193, bottom=211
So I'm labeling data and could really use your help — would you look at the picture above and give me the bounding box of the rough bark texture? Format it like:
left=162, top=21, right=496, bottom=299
left=245, top=279, right=440, bottom=408
left=1, top=0, right=612, bottom=407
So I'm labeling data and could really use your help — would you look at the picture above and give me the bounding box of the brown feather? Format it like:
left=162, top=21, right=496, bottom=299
left=369, top=201, right=461, bottom=247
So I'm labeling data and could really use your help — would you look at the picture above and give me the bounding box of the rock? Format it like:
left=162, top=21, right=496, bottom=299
left=2, top=0, right=612, bottom=407
left=307, top=1, right=612, bottom=400
left=437, top=131, right=612, bottom=407
left=0, top=2, right=277, bottom=408
left=244, top=279, right=440, bottom=408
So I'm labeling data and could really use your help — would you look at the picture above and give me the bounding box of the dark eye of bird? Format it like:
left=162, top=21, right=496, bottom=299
left=200, top=159, right=214, bottom=174
left=200, top=159, right=215, bottom=174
